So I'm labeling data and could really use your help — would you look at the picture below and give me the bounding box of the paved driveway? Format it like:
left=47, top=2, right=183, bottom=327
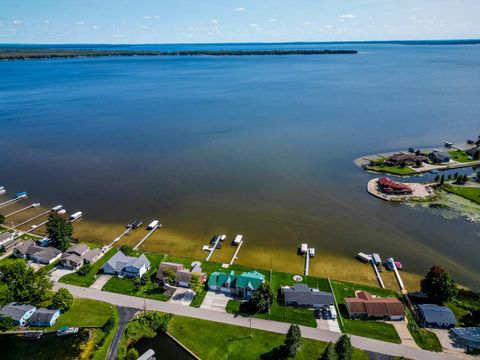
left=168, top=288, right=195, bottom=306
left=90, top=275, right=112, bottom=290
left=387, top=319, right=418, bottom=348
left=50, top=268, right=75, bottom=282
left=200, top=291, right=231, bottom=312
left=431, top=329, right=474, bottom=359
left=317, top=318, right=341, bottom=333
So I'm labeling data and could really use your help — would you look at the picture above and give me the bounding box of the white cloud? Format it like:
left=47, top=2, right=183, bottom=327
left=410, top=7, right=419, bottom=12
left=234, top=7, right=245, bottom=12
left=325, top=25, right=332, bottom=29
left=143, top=16, right=151, bottom=20
left=42, top=20, right=51, bottom=24
left=339, top=14, right=356, bottom=19
left=211, top=19, right=218, bottom=24
left=75, top=21, right=85, bottom=25
left=92, top=25, right=98, bottom=30
left=269, top=18, right=276, bottom=22
left=140, top=25, right=150, bottom=29
left=250, top=23, right=258, bottom=27
left=338, top=19, right=345, bottom=23
left=303, top=22, right=311, bottom=26
left=154, top=15, right=159, bottom=19
left=13, top=20, right=22, bottom=25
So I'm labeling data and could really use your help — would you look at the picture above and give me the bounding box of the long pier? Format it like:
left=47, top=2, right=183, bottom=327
left=205, top=236, right=222, bottom=262
left=133, top=224, right=160, bottom=251
left=12, top=209, right=52, bottom=229
left=229, top=240, right=244, bottom=266
left=370, top=259, right=385, bottom=288
left=5, top=203, right=40, bottom=218
left=391, top=258, right=406, bottom=293
left=0, top=195, right=27, bottom=209
left=304, top=251, right=310, bottom=276
left=107, top=228, right=132, bottom=248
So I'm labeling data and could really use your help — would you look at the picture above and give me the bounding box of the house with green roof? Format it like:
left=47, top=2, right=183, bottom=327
left=207, top=270, right=265, bottom=299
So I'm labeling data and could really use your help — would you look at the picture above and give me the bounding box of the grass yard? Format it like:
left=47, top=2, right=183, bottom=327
left=168, top=315, right=369, bottom=360
left=51, top=298, right=117, bottom=330
left=331, top=280, right=401, bottom=343
left=59, top=247, right=117, bottom=287
left=449, top=150, right=471, bottom=163
left=102, top=252, right=170, bottom=301
left=226, top=299, right=317, bottom=327
left=367, top=165, right=417, bottom=176
left=443, top=185, right=480, bottom=205
left=404, top=307, right=442, bottom=351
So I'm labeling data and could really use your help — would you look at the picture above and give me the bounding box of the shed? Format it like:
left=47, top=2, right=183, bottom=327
left=418, top=304, right=457, bottom=328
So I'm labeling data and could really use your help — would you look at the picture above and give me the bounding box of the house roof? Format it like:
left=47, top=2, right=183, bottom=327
left=418, top=304, right=457, bottom=325
left=0, top=303, right=36, bottom=321
left=282, top=284, right=334, bottom=306
left=466, top=147, right=479, bottom=156
left=32, top=247, right=62, bottom=262
left=208, top=271, right=236, bottom=287
left=29, top=308, right=59, bottom=323
left=61, top=253, right=83, bottom=265
left=345, top=292, right=405, bottom=317
left=430, top=151, right=450, bottom=161
left=235, top=271, right=265, bottom=290
left=452, top=327, right=480, bottom=345
left=83, top=248, right=102, bottom=262
left=104, top=251, right=150, bottom=273
left=0, top=232, right=13, bottom=242
left=14, top=240, right=38, bottom=255
left=66, top=244, right=89, bottom=257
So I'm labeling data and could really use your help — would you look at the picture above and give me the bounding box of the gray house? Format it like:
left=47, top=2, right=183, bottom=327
left=102, top=251, right=150, bottom=278
left=0, top=303, right=37, bottom=326
left=29, top=308, right=61, bottom=327
left=30, top=247, right=62, bottom=265
left=418, top=304, right=457, bottom=329
left=429, top=151, right=451, bottom=164
left=281, top=284, right=334, bottom=308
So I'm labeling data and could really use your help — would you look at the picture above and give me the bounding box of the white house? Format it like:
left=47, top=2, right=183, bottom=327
left=102, top=251, right=150, bottom=278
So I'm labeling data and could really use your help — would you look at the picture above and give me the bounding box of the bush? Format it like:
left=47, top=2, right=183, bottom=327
left=126, top=347, right=139, bottom=360
left=52, top=288, right=74, bottom=312
left=77, top=263, right=91, bottom=277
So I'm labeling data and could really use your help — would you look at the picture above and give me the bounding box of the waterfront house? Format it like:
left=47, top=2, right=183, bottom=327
left=451, top=327, right=480, bottom=350
left=429, top=151, right=451, bottom=164
left=0, top=303, right=37, bottom=326
left=29, top=308, right=61, bottom=327
left=385, top=153, right=428, bottom=167
left=30, top=247, right=62, bottom=265
left=207, top=270, right=265, bottom=299
left=466, top=147, right=479, bottom=158
left=156, top=261, right=207, bottom=288
left=344, top=291, right=405, bottom=320
left=13, top=240, right=42, bottom=259
left=281, top=284, right=335, bottom=308
left=60, top=244, right=103, bottom=269
left=417, top=304, right=456, bottom=328
left=0, top=232, right=14, bottom=248
left=377, top=177, right=414, bottom=195
left=102, top=250, right=150, bottom=278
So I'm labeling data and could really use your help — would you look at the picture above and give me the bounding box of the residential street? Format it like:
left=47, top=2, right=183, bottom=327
left=53, top=283, right=463, bottom=360
left=106, top=306, right=138, bottom=360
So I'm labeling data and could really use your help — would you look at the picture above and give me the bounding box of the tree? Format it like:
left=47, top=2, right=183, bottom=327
left=447, top=174, right=452, bottom=181
left=77, top=263, right=91, bottom=276
left=120, top=244, right=135, bottom=256
left=102, top=317, right=115, bottom=333
left=335, top=334, right=353, bottom=360
left=52, top=288, right=74, bottom=312
left=46, top=212, right=73, bottom=252
left=320, top=342, right=338, bottom=360
left=440, top=174, right=445, bottom=185
left=162, top=268, right=176, bottom=285
left=0, top=260, right=52, bottom=304
left=250, top=282, right=274, bottom=313
left=190, top=273, right=203, bottom=293
left=125, top=347, right=139, bottom=360
left=433, top=175, right=440, bottom=183
left=0, top=213, right=4, bottom=225
left=284, top=324, right=301, bottom=358
left=0, top=316, right=14, bottom=332
left=420, top=266, right=458, bottom=304
left=474, top=149, right=480, bottom=160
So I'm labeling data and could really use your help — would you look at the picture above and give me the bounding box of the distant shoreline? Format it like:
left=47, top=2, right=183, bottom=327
left=0, top=49, right=358, bottom=61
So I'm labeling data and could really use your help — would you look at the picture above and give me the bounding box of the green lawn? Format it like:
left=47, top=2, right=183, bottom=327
left=367, top=165, right=417, bottom=176
left=443, top=185, right=480, bottom=205
left=168, top=315, right=369, bottom=360
left=102, top=252, right=170, bottom=301
left=404, top=307, right=442, bottom=351
left=51, top=298, right=117, bottom=330
left=449, top=150, right=471, bottom=163
left=331, top=280, right=401, bottom=343
left=59, top=247, right=117, bottom=287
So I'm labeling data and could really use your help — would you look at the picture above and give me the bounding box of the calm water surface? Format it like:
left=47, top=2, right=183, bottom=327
left=0, top=43, right=479, bottom=289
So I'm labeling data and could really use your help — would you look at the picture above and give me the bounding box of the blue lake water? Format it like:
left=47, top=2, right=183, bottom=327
left=0, top=43, right=479, bottom=289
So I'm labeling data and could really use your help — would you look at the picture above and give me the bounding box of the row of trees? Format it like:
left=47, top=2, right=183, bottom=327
left=320, top=335, right=353, bottom=360
left=434, top=173, right=469, bottom=185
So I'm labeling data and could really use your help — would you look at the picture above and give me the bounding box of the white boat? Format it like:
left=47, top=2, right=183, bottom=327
left=232, top=235, right=243, bottom=245
left=69, top=211, right=83, bottom=221
left=300, top=243, right=308, bottom=254
left=147, top=220, right=159, bottom=229
left=32, top=203, right=40, bottom=208
left=51, top=205, right=63, bottom=211
left=57, top=326, right=79, bottom=336
left=0, top=186, right=5, bottom=195
left=308, top=248, right=315, bottom=257
left=356, top=252, right=372, bottom=263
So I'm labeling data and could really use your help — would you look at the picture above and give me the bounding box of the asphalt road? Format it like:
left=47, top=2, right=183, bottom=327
left=106, top=306, right=139, bottom=360
left=53, top=283, right=464, bottom=360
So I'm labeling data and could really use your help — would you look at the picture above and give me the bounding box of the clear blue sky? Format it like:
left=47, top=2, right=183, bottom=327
left=1, top=0, right=478, bottom=44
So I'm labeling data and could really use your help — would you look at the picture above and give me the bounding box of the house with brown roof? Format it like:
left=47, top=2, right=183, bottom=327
left=344, top=291, right=405, bottom=321
left=156, top=262, right=207, bottom=288
left=384, top=153, right=428, bottom=167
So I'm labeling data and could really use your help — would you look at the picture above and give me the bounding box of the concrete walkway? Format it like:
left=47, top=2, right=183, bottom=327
left=90, top=274, right=112, bottom=290
left=168, top=288, right=195, bottom=306
left=52, top=283, right=463, bottom=360
left=387, top=319, right=418, bottom=348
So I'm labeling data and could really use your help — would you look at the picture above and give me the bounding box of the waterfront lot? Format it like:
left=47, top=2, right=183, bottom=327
left=443, top=185, right=480, bottom=205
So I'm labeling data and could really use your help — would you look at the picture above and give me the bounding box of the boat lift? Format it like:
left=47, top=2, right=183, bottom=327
left=0, top=192, right=28, bottom=208
left=133, top=221, right=161, bottom=250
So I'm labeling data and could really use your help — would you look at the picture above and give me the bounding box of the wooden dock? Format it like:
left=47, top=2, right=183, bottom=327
left=12, top=209, right=52, bottom=229
left=205, top=236, right=222, bottom=261
left=304, top=251, right=310, bottom=276
left=107, top=228, right=132, bottom=248
left=229, top=240, right=244, bottom=266
left=0, top=196, right=27, bottom=209
left=133, top=224, right=160, bottom=251
left=370, top=259, right=385, bottom=288
left=5, top=203, right=39, bottom=218
left=391, top=258, right=406, bottom=292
